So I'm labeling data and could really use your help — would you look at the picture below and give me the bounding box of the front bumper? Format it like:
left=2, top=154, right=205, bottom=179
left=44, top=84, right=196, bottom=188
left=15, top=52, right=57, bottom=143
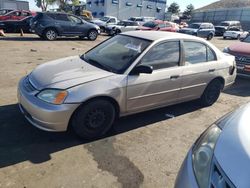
left=18, top=77, right=79, bottom=132
left=174, top=150, right=199, bottom=188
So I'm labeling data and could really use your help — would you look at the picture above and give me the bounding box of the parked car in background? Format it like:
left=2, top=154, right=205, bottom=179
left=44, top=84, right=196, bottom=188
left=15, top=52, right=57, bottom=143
left=0, top=16, right=32, bottom=33
left=128, top=16, right=155, bottom=25
left=215, top=20, right=242, bottom=36
left=223, top=27, right=244, bottom=39
left=179, top=22, right=215, bottom=40
left=224, top=35, right=250, bottom=77
left=137, top=20, right=179, bottom=32
left=0, top=9, right=13, bottom=15
left=175, top=103, right=250, bottom=188
left=105, top=20, right=139, bottom=35
left=30, top=12, right=100, bottom=41
left=0, top=10, right=35, bottom=21
left=179, top=21, right=188, bottom=29
left=90, top=16, right=119, bottom=32
left=18, top=31, right=236, bottom=139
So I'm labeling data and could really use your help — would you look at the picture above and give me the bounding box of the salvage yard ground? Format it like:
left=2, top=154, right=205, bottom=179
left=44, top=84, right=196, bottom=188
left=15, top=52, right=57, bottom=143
left=0, top=34, right=249, bottom=188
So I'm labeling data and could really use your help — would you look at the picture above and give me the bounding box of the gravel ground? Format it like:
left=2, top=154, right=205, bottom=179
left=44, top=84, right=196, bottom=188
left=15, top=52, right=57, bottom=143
left=0, top=34, right=249, bottom=188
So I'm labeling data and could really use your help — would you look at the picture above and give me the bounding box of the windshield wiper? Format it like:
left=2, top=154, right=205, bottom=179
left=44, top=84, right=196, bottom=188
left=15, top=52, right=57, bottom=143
left=80, top=54, right=114, bottom=73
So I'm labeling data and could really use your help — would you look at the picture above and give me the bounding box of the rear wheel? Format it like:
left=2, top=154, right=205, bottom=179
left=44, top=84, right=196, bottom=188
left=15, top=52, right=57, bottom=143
left=200, top=79, right=223, bottom=107
left=43, top=28, right=57, bottom=41
left=237, top=34, right=240, bottom=40
left=87, top=29, right=98, bottom=41
left=71, top=99, right=116, bottom=139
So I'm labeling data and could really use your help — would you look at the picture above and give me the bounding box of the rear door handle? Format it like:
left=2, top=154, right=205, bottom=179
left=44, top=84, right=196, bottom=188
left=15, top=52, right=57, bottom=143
left=170, top=75, right=180, bottom=80
left=209, top=69, right=215, bottom=72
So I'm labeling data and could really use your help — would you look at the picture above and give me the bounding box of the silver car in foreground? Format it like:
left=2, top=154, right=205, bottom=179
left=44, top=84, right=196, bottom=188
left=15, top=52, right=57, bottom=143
left=175, top=103, right=250, bottom=188
left=18, top=31, right=236, bottom=139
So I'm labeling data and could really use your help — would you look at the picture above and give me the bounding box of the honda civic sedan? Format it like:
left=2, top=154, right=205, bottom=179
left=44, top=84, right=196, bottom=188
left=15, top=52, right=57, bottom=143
left=18, top=31, right=236, bottom=139
left=175, top=103, right=250, bottom=188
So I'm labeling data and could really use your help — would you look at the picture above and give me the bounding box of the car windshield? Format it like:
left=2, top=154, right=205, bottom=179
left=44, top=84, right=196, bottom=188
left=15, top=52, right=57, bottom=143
left=220, top=22, right=229, bottom=26
left=189, top=24, right=200, bottom=29
left=100, top=17, right=109, bottom=22
left=143, top=21, right=157, bottom=28
left=0, top=10, right=8, bottom=15
left=82, top=35, right=151, bottom=74
left=243, top=35, right=250, bottom=43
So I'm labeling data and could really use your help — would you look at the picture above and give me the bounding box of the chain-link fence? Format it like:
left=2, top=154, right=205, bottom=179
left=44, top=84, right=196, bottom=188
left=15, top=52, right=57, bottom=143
left=192, top=7, right=250, bottom=30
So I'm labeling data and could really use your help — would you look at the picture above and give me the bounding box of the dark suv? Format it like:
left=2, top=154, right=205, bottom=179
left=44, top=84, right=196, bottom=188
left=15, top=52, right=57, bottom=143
left=30, top=12, right=100, bottom=41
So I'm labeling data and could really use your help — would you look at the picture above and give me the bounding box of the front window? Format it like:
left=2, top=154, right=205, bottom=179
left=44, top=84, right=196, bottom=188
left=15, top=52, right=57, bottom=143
left=143, top=21, right=157, bottom=28
left=82, top=35, right=151, bottom=74
left=243, top=35, right=250, bottom=43
left=220, top=22, right=229, bottom=26
left=189, top=24, right=201, bottom=29
left=100, top=16, right=110, bottom=22
left=140, top=41, right=180, bottom=70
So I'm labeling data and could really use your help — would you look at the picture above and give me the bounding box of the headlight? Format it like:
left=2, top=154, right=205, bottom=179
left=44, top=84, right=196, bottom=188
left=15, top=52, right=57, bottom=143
left=192, top=124, right=221, bottom=188
left=223, top=47, right=229, bottom=53
left=37, top=89, right=68, bottom=104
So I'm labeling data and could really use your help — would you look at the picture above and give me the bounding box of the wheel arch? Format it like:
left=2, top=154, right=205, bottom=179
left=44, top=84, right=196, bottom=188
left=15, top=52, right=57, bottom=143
left=209, top=77, right=225, bottom=89
left=68, top=95, right=120, bottom=130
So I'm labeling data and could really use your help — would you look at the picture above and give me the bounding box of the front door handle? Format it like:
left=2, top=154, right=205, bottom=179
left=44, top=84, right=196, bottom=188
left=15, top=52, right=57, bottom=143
left=170, top=75, right=180, bottom=80
left=209, top=69, right=215, bottom=72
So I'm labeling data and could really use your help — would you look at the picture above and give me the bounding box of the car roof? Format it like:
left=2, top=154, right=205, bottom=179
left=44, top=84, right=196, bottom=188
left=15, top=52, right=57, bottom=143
left=121, top=31, right=201, bottom=41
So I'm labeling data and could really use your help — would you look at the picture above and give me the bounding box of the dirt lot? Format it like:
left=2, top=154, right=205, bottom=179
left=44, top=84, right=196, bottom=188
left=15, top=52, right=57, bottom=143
left=0, top=34, right=249, bottom=188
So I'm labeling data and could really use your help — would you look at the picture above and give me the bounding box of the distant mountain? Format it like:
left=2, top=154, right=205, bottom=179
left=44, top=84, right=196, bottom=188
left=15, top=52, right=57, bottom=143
left=196, top=0, right=250, bottom=11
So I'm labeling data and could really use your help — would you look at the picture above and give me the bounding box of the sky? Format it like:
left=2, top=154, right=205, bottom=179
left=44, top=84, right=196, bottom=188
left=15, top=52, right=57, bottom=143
left=26, top=0, right=219, bottom=11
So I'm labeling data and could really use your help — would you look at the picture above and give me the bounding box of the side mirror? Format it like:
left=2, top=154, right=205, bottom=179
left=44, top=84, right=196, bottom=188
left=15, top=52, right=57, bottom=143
left=130, top=65, right=153, bottom=75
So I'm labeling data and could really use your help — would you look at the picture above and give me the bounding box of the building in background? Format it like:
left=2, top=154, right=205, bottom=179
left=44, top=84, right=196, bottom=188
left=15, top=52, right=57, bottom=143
left=86, top=0, right=166, bottom=20
left=0, top=0, right=29, bottom=10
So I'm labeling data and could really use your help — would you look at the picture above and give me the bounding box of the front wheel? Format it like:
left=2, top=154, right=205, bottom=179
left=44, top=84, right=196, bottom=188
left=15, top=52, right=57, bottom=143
left=71, top=99, right=116, bottom=139
left=200, top=79, right=223, bottom=107
left=87, top=30, right=98, bottom=41
left=207, top=33, right=213, bottom=40
left=43, top=28, right=57, bottom=41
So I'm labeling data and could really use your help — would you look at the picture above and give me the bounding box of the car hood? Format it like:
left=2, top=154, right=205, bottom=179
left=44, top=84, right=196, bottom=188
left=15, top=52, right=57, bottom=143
left=228, top=42, right=250, bottom=55
left=29, top=56, right=114, bottom=90
left=214, top=103, right=250, bottom=188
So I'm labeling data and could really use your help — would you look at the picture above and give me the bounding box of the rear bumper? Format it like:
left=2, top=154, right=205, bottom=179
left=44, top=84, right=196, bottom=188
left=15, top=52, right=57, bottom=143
left=174, top=150, right=199, bottom=188
left=18, top=77, right=79, bottom=132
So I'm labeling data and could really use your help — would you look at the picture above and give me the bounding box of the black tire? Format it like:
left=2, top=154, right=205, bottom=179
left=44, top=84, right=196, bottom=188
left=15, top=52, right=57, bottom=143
left=87, top=29, right=98, bottom=41
left=100, top=26, right=105, bottom=33
left=237, top=34, right=240, bottom=40
left=115, top=29, right=121, bottom=35
left=223, top=36, right=226, bottom=39
left=71, top=99, right=116, bottom=139
left=207, top=33, right=213, bottom=40
left=43, top=28, right=57, bottom=41
left=200, top=79, right=223, bottom=107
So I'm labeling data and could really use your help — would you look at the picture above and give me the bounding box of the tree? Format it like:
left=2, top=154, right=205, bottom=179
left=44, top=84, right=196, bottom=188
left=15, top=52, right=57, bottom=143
left=35, top=0, right=56, bottom=11
left=183, top=4, right=195, bottom=16
left=167, top=2, right=180, bottom=14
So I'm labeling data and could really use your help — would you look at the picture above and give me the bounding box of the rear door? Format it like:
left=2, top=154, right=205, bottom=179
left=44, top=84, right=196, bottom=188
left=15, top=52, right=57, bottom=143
left=179, top=40, right=219, bottom=101
left=127, top=40, right=183, bottom=112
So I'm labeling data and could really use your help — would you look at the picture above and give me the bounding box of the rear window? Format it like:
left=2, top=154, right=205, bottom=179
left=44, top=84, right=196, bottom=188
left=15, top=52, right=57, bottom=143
left=143, top=21, right=157, bottom=28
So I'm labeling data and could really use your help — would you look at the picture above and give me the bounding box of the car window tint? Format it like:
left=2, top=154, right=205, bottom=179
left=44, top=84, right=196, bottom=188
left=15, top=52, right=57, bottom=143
left=56, top=14, right=69, bottom=21
left=22, top=12, right=30, bottom=16
left=68, top=15, right=81, bottom=23
left=140, top=41, right=180, bottom=70
left=184, top=41, right=216, bottom=64
left=109, top=18, right=116, bottom=23
left=158, top=23, right=165, bottom=28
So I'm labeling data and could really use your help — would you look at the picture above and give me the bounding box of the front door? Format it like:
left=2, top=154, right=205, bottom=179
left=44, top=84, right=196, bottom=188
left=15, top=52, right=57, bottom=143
left=127, top=41, right=183, bottom=113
